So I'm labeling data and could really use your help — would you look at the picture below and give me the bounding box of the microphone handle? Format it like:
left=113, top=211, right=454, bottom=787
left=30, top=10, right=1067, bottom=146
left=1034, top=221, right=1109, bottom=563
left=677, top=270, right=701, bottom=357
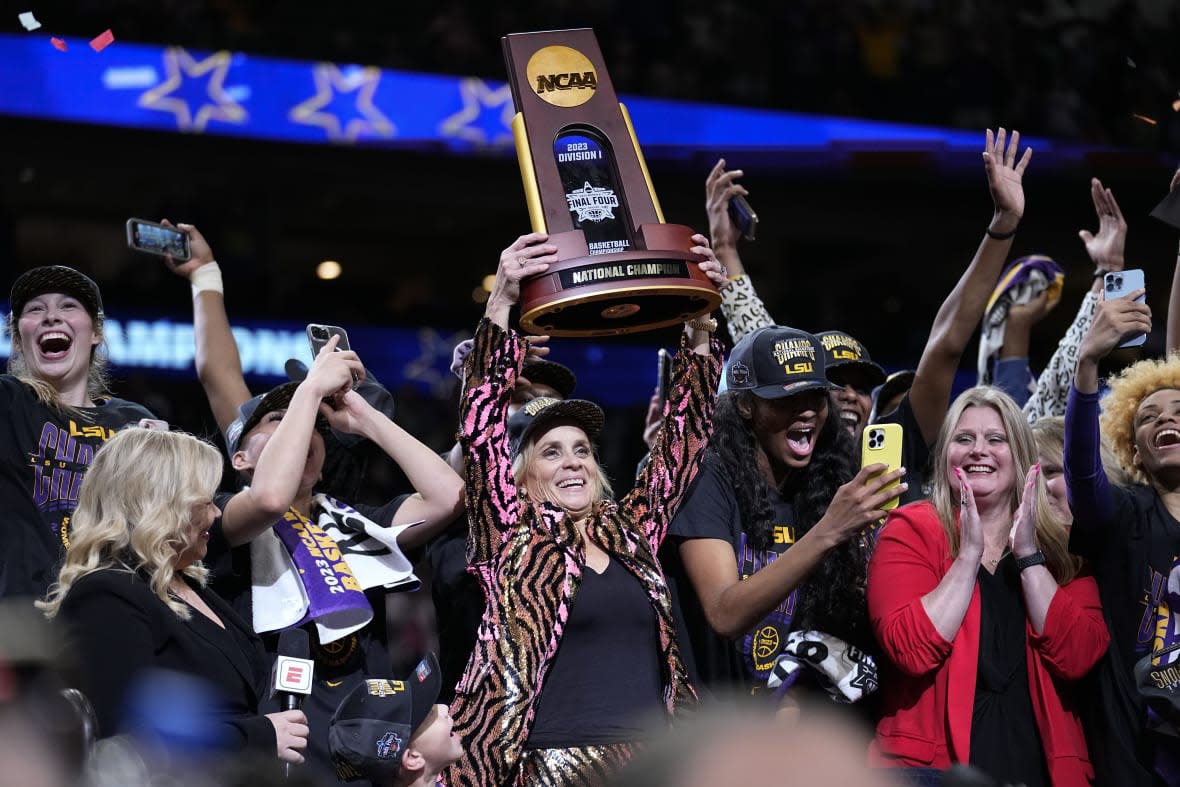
left=282, top=693, right=302, bottom=778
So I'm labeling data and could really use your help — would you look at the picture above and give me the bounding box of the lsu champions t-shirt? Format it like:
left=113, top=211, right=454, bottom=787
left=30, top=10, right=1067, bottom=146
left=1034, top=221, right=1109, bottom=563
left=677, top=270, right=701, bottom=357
left=0, top=375, right=153, bottom=598
left=665, top=455, right=798, bottom=694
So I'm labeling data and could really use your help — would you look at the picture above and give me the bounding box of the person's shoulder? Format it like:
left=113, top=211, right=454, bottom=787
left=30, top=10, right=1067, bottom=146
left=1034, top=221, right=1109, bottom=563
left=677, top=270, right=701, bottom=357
left=880, top=500, right=942, bottom=542
left=69, top=567, right=146, bottom=595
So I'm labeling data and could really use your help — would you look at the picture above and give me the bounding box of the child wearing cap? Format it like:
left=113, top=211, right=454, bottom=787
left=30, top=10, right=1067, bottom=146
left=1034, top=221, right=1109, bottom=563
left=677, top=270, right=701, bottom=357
left=3, top=265, right=156, bottom=599
left=329, top=653, right=461, bottom=787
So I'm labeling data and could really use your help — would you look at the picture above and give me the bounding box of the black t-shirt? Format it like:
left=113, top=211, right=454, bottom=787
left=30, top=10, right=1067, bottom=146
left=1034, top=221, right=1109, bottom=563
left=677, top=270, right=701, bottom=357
left=664, top=457, right=798, bottom=695
left=426, top=513, right=485, bottom=704
left=0, top=375, right=153, bottom=599
left=526, top=558, right=664, bottom=748
left=874, top=392, right=931, bottom=506
left=1069, top=482, right=1180, bottom=786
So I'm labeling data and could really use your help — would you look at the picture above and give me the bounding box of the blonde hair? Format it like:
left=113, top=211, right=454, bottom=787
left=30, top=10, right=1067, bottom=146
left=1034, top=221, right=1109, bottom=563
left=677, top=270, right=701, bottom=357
left=39, top=428, right=223, bottom=620
left=512, top=428, right=614, bottom=507
left=1031, top=415, right=1133, bottom=487
left=6, top=311, right=111, bottom=408
left=1099, top=353, right=1180, bottom=485
left=931, top=387, right=1081, bottom=584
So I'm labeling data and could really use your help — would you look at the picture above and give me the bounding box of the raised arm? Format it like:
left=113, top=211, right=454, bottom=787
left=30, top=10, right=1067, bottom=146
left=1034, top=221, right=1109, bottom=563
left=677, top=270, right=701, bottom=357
left=220, top=339, right=363, bottom=546
left=704, top=159, right=775, bottom=343
left=1065, top=291, right=1150, bottom=553
left=163, top=221, right=253, bottom=434
left=908, top=129, right=1032, bottom=446
left=460, top=235, right=557, bottom=566
left=626, top=237, right=727, bottom=546
left=320, top=388, right=464, bottom=549
left=1024, top=177, right=1127, bottom=421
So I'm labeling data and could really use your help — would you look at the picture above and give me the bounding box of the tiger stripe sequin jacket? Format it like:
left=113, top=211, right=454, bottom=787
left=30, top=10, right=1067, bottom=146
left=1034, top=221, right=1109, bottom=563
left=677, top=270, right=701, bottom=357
left=444, top=318, right=721, bottom=787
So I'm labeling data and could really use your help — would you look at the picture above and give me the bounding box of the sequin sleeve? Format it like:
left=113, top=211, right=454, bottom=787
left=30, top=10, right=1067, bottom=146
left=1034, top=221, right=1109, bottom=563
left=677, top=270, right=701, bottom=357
left=623, top=333, right=723, bottom=552
left=459, top=318, right=525, bottom=567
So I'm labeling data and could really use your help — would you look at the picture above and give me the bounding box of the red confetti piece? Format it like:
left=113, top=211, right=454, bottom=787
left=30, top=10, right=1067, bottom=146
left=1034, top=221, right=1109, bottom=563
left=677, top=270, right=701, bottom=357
left=89, top=29, right=114, bottom=52
left=50, top=37, right=67, bottom=51
left=1132, top=113, right=1158, bottom=126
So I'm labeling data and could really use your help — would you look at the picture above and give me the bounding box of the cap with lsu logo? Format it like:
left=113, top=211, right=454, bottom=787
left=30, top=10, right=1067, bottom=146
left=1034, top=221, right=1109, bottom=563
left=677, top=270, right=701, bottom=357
left=506, top=396, right=605, bottom=458
left=328, top=653, right=443, bottom=783
left=815, top=330, right=886, bottom=391
left=725, top=326, right=840, bottom=400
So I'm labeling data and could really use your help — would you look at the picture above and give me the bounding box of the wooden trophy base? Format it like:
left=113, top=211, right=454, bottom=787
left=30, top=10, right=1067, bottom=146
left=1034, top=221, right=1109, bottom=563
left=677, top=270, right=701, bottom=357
left=518, top=224, right=720, bottom=337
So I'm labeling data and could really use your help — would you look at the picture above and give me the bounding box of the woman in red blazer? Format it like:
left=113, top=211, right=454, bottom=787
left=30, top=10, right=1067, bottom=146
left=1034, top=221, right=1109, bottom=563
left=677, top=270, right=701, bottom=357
left=868, top=386, right=1108, bottom=787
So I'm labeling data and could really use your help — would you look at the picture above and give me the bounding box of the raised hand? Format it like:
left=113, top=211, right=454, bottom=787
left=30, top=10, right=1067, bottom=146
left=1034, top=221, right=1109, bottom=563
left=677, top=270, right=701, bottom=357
left=1009, top=465, right=1041, bottom=558
left=160, top=219, right=216, bottom=279
left=704, top=158, right=748, bottom=251
left=983, top=128, right=1033, bottom=234
left=1079, top=288, right=1151, bottom=364
left=485, top=233, right=559, bottom=329
left=304, top=334, right=365, bottom=402
left=691, top=233, right=730, bottom=290
left=1078, top=177, right=1127, bottom=272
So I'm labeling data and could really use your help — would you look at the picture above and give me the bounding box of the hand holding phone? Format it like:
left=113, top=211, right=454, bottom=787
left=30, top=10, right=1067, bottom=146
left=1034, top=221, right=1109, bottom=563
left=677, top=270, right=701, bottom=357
left=728, top=193, right=758, bottom=242
left=306, top=324, right=360, bottom=389
left=1104, top=269, right=1147, bottom=348
left=861, top=424, right=904, bottom=511
left=126, top=218, right=191, bottom=261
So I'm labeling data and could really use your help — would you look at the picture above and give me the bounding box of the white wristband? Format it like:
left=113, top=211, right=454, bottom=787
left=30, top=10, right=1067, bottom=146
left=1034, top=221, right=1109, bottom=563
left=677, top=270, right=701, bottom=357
left=190, top=262, right=223, bottom=297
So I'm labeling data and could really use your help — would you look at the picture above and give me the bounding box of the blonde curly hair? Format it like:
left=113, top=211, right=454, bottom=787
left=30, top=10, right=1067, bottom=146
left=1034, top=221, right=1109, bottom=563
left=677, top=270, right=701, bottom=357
left=1099, top=353, right=1180, bottom=485
left=39, top=428, right=223, bottom=620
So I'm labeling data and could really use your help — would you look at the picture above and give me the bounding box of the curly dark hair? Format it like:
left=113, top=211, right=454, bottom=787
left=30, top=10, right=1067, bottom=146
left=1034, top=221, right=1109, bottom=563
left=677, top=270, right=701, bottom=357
left=710, top=391, right=871, bottom=648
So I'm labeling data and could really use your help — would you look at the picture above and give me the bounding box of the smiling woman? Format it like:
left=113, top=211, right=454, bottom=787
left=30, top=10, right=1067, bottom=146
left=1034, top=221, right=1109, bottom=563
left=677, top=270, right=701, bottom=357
left=2, top=266, right=155, bottom=599
left=1066, top=293, right=1180, bottom=782
left=869, top=386, right=1104, bottom=786
left=445, top=231, right=726, bottom=787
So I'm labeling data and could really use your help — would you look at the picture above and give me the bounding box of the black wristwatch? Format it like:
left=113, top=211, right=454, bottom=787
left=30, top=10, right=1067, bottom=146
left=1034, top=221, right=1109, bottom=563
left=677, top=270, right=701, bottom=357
left=1015, top=550, right=1047, bottom=572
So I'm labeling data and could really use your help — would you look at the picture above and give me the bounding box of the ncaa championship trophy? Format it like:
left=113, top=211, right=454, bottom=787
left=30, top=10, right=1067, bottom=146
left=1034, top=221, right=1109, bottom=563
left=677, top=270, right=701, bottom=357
left=503, top=28, right=721, bottom=336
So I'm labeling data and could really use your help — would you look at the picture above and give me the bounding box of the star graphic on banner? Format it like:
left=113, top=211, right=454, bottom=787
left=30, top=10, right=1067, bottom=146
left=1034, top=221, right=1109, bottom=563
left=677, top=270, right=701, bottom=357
left=403, top=328, right=470, bottom=398
left=288, top=64, right=396, bottom=142
left=137, top=48, right=247, bottom=132
left=439, top=77, right=515, bottom=147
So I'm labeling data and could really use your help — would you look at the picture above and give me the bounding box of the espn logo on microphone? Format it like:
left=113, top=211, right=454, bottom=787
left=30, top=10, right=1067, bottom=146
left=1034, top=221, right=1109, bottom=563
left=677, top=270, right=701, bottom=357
left=275, top=655, right=314, bottom=694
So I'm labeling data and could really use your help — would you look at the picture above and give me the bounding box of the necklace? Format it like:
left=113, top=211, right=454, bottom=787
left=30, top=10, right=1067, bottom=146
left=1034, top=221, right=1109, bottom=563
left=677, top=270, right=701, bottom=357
left=983, top=550, right=1010, bottom=569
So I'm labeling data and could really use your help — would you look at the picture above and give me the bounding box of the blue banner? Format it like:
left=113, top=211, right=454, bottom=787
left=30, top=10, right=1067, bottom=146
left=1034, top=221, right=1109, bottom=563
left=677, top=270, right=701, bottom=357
left=1, top=33, right=1088, bottom=163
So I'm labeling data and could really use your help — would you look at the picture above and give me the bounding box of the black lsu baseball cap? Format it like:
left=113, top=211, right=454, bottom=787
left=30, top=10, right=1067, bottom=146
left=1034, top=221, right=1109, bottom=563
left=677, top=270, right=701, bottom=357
left=9, top=266, right=104, bottom=321
left=725, top=326, right=839, bottom=400
left=329, top=653, right=443, bottom=783
left=815, top=330, right=886, bottom=390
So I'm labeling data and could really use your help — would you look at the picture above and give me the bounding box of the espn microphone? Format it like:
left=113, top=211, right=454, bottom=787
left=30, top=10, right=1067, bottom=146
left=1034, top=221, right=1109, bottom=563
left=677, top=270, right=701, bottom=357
left=272, top=628, right=314, bottom=711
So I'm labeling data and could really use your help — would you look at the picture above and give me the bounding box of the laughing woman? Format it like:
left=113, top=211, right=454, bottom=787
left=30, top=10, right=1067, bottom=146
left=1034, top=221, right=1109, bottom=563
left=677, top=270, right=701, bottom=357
left=2, top=267, right=154, bottom=600
left=444, top=232, right=726, bottom=787
left=869, top=386, right=1107, bottom=786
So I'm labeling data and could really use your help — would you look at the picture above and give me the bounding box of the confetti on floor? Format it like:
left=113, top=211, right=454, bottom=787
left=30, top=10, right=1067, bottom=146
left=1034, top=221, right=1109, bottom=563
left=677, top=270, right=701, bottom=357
left=1132, top=113, right=1158, bottom=126
left=51, top=37, right=67, bottom=51
left=18, top=11, right=41, bottom=30
left=89, top=29, right=114, bottom=52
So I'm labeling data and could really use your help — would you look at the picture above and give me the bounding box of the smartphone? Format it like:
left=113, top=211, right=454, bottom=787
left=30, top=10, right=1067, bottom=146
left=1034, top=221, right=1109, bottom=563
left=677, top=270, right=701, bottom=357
left=306, top=323, right=358, bottom=388
left=862, top=423, right=904, bottom=511
left=728, top=193, right=758, bottom=242
left=307, top=323, right=352, bottom=355
left=126, top=218, right=190, bottom=262
left=1104, top=269, right=1147, bottom=348
left=656, top=348, right=673, bottom=404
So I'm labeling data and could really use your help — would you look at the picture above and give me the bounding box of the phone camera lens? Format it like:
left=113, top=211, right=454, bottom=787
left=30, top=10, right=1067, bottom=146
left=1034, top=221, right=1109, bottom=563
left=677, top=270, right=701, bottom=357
left=312, top=327, right=327, bottom=339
